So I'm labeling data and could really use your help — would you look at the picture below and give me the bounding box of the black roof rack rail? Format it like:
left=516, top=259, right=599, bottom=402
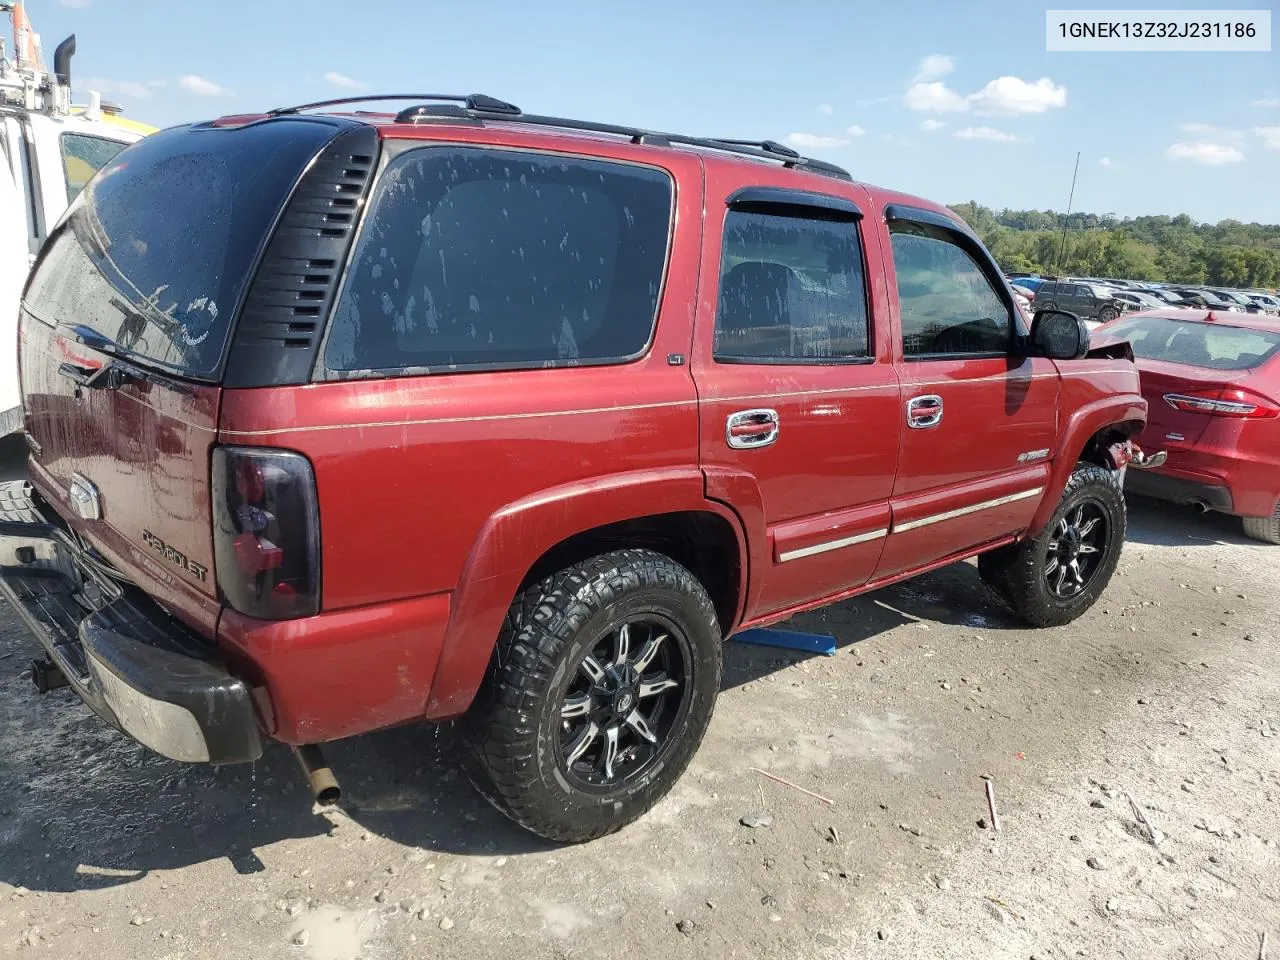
left=268, top=93, right=521, bottom=117
left=266, top=92, right=853, bottom=181
left=456, top=107, right=853, bottom=181
left=710, top=138, right=801, bottom=160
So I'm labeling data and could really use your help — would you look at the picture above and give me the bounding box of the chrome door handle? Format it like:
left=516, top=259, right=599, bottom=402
left=907, top=394, right=943, bottom=429
left=726, top=408, right=779, bottom=449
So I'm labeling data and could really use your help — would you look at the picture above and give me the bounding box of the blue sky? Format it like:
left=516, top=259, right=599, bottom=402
left=34, top=0, right=1280, bottom=223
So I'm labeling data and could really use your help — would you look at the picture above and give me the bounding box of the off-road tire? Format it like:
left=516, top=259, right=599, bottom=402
left=1097, top=305, right=1119, bottom=324
left=462, top=549, right=722, bottom=843
left=1242, top=502, right=1280, bottom=544
left=979, top=463, right=1126, bottom=627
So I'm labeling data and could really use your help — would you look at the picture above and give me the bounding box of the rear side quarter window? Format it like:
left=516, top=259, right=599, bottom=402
left=323, top=147, right=673, bottom=377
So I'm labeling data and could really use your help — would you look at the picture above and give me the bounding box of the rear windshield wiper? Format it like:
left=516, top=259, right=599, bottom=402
left=55, top=324, right=194, bottom=396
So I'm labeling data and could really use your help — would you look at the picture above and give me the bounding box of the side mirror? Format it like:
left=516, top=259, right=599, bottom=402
left=1030, top=309, right=1090, bottom=360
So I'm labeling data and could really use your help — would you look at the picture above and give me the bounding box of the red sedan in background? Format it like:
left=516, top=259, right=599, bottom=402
left=1092, top=309, right=1280, bottom=544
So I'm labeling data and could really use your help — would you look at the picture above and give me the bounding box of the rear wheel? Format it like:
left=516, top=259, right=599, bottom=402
left=979, top=463, right=1126, bottom=627
left=463, top=549, right=722, bottom=843
left=1242, top=502, right=1280, bottom=544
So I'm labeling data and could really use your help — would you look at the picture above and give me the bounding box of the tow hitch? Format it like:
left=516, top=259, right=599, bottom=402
left=1129, top=448, right=1168, bottom=470
left=1108, top=440, right=1167, bottom=473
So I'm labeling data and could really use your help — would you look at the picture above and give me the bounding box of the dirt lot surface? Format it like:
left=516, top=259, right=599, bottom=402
left=1, top=469, right=1277, bottom=959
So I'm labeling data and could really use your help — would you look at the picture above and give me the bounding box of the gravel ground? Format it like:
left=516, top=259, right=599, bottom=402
left=1, top=450, right=1277, bottom=959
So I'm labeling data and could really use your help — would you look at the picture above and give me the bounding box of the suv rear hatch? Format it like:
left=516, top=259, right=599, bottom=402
left=18, top=117, right=353, bottom=633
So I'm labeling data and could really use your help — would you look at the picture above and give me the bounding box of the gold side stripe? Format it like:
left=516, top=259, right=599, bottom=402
left=777, top=527, right=889, bottom=563
left=893, top=487, right=1045, bottom=534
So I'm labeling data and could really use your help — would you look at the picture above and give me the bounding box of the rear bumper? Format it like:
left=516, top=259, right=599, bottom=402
left=1124, top=468, right=1234, bottom=513
left=0, top=481, right=261, bottom=764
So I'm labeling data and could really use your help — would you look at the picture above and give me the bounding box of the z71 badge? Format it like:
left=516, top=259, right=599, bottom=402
left=141, top=530, right=209, bottom=582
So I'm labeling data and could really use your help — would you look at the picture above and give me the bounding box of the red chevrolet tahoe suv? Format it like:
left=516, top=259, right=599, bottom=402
left=0, top=94, right=1150, bottom=842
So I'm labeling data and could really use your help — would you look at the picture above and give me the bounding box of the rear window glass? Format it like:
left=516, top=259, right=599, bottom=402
left=323, top=147, right=672, bottom=376
left=24, top=121, right=337, bottom=378
left=1104, top=315, right=1280, bottom=370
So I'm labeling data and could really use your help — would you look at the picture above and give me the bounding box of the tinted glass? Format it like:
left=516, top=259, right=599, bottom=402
left=713, top=210, right=869, bottom=361
left=890, top=225, right=1011, bottom=356
left=60, top=134, right=127, bottom=202
left=325, top=148, right=672, bottom=375
left=1104, top=316, right=1280, bottom=370
left=25, top=120, right=336, bottom=377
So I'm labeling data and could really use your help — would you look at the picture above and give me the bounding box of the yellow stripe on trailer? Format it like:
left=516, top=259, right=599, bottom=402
left=102, top=114, right=158, bottom=135
left=68, top=108, right=158, bottom=136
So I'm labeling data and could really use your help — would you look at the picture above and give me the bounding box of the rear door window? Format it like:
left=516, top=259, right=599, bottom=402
left=713, top=209, right=870, bottom=362
left=323, top=147, right=673, bottom=376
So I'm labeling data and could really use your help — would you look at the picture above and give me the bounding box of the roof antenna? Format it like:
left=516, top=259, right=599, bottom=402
left=1055, top=151, right=1081, bottom=275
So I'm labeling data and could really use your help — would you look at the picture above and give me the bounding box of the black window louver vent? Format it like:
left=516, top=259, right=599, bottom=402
left=223, top=124, right=380, bottom=387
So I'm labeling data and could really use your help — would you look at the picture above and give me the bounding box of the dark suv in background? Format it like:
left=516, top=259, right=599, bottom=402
left=1035, top=279, right=1129, bottom=324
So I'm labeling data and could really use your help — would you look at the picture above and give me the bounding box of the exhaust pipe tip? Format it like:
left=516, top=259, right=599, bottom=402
left=293, top=744, right=342, bottom=807
left=1189, top=499, right=1210, bottom=514
left=52, top=34, right=76, bottom=88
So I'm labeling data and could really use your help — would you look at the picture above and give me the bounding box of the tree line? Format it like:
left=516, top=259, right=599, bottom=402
left=948, top=202, right=1280, bottom=290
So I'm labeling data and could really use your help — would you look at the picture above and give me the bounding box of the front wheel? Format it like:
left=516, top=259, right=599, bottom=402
left=1097, top=306, right=1119, bottom=324
left=463, top=549, right=722, bottom=843
left=979, top=463, right=1126, bottom=627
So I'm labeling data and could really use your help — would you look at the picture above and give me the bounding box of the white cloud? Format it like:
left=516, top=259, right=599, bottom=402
left=968, top=76, right=1066, bottom=115
left=920, top=119, right=946, bottom=132
left=785, top=132, right=850, bottom=149
left=817, top=103, right=834, bottom=115
left=846, top=124, right=866, bottom=136
left=1166, top=141, right=1244, bottom=164
left=904, top=81, right=968, bottom=114
left=1098, top=156, right=1113, bottom=168
left=913, top=55, right=955, bottom=83
left=179, top=75, right=234, bottom=97
left=1251, top=98, right=1280, bottom=107
left=325, top=71, right=367, bottom=91
left=954, top=126, right=1020, bottom=142
left=83, top=78, right=151, bottom=100
left=1255, top=126, right=1280, bottom=150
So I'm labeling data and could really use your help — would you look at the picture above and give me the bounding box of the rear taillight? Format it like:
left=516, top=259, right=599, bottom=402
left=1163, top=388, right=1280, bottom=420
left=212, top=447, right=320, bottom=620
